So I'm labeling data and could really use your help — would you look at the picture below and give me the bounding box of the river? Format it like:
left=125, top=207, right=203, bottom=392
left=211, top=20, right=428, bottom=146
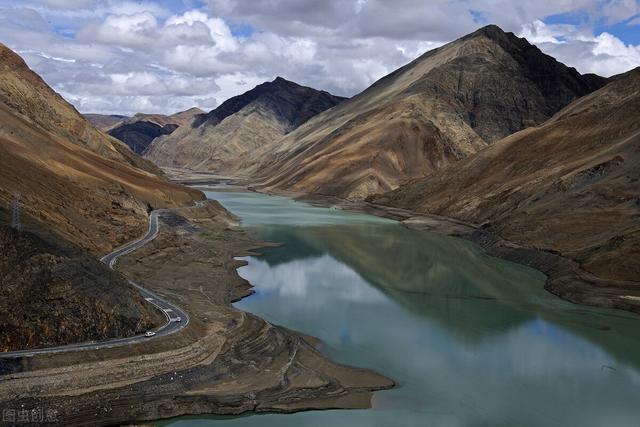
left=160, top=189, right=640, bottom=427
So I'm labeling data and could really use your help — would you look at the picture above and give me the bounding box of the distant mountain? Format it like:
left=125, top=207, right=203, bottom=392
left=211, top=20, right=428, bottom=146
left=253, top=25, right=607, bottom=199
left=85, top=108, right=205, bottom=154
left=108, top=121, right=177, bottom=154
left=85, top=113, right=128, bottom=129
left=0, top=43, right=202, bottom=350
left=144, top=77, right=346, bottom=174
left=373, top=67, right=640, bottom=305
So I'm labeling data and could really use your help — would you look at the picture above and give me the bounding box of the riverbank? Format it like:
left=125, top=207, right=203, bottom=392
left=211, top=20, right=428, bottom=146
left=269, top=190, right=640, bottom=316
left=0, top=199, right=393, bottom=426
left=168, top=170, right=640, bottom=316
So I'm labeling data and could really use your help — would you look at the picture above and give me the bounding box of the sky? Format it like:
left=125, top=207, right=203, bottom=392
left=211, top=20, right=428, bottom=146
left=0, top=0, right=638, bottom=115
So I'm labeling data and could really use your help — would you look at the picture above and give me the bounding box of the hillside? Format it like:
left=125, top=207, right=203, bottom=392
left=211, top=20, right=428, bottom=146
left=0, top=44, right=203, bottom=350
left=144, top=77, right=346, bottom=174
left=252, top=25, right=607, bottom=199
left=374, top=68, right=640, bottom=302
left=0, top=43, right=163, bottom=175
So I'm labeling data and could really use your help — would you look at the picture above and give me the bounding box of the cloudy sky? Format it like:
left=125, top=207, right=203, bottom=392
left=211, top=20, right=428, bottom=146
left=1, top=0, right=639, bottom=115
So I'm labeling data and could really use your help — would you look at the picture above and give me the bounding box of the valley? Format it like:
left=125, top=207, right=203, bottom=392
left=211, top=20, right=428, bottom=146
left=1, top=12, right=639, bottom=427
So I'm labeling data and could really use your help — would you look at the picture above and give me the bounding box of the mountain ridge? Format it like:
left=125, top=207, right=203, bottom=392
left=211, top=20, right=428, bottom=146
left=373, top=67, right=640, bottom=304
left=144, top=77, right=346, bottom=174
left=251, top=24, right=608, bottom=199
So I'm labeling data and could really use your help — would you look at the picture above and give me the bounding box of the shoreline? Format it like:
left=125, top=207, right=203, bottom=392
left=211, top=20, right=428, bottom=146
left=0, top=198, right=394, bottom=426
left=173, top=171, right=640, bottom=316
left=276, top=190, right=640, bottom=316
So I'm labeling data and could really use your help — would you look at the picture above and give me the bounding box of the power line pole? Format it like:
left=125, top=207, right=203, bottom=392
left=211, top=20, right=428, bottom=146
left=11, top=192, right=21, bottom=231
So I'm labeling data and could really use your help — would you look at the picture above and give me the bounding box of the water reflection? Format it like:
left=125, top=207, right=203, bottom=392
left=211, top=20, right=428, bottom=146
left=162, top=190, right=640, bottom=427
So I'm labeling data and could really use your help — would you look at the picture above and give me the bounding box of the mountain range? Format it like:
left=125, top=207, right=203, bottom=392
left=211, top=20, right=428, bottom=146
left=144, top=77, right=346, bottom=175
left=134, top=24, right=637, bottom=309
left=2, top=21, right=638, bottom=347
left=251, top=25, right=607, bottom=198
left=86, top=107, right=205, bottom=154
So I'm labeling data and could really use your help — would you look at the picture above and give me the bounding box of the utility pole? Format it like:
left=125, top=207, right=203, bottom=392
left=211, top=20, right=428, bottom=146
left=11, top=192, right=21, bottom=231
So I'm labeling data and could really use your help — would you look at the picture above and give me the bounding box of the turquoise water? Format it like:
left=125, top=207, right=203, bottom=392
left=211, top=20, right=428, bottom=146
left=160, top=190, right=640, bottom=427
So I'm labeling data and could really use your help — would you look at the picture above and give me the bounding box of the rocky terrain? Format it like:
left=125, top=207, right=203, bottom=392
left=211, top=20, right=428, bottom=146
left=373, top=67, right=640, bottom=309
left=0, top=200, right=393, bottom=426
left=252, top=25, right=606, bottom=199
left=144, top=77, right=346, bottom=175
left=0, top=44, right=202, bottom=349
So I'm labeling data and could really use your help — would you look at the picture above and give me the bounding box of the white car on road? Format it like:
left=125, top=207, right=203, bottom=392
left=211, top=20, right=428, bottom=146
left=144, top=331, right=156, bottom=337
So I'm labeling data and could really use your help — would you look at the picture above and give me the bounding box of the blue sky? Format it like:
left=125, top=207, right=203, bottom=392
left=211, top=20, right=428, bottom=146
left=0, top=0, right=638, bottom=114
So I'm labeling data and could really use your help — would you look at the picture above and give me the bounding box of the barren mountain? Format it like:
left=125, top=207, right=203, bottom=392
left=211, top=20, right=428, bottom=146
left=253, top=25, right=606, bottom=199
left=0, top=43, right=162, bottom=175
left=86, top=108, right=205, bottom=131
left=0, top=44, right=203, bottom=350
left=85, top=108, right=205, bottom=154
left=144, top=77, right=346, bottom=174
left=374, top=67, right=640, bottom=302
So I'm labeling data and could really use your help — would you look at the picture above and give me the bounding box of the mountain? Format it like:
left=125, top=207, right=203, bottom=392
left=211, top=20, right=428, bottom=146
left=373, top=67, right=640, bottom=302
left=85, top=108, right=205, bottom=154
left=85, top=113, right=128, bottom=129
left=144, top=77, right=346, bottom=174
left=0, top=43, right=163, bottom=176
left=252, top=25, right=607, bottom=199
left=0, top=43, right=203, bottom=350
left=107, top=120, right=177, bottom=154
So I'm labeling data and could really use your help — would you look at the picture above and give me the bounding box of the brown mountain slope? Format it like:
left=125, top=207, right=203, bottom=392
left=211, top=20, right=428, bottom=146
left=0, top=102, right=202, bottom=253
left=0, top=42, right=161, bottom=175
left=0, top=45, right=203, bottom=350
left=253, top=25, right=606, bottom=199
left=374, top=68, right=640, bottom=289
left=144, top=77, right=346, bottom=175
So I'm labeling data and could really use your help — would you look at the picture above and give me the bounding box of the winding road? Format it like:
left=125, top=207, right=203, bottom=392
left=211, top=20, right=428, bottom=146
left=0, top=209, right=191, bottom=359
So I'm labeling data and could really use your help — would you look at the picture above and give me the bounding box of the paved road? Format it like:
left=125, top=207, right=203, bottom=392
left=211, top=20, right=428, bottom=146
left=0, top=209, right=190, bottom=359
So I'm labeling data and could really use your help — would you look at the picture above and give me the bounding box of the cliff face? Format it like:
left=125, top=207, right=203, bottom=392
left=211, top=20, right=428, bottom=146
left=374, top=68, right=640, bottom=286
left=144, top=77, right=346, bottom=175
left=252, top=25, right=607, bottom=199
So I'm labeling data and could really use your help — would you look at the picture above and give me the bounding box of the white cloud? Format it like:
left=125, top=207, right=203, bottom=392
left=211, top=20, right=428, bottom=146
left=519, top=20, right=640, bottom=76
left=41, top=0, right=95, bottom=8
left=0, top=0, right=638, bottom=115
